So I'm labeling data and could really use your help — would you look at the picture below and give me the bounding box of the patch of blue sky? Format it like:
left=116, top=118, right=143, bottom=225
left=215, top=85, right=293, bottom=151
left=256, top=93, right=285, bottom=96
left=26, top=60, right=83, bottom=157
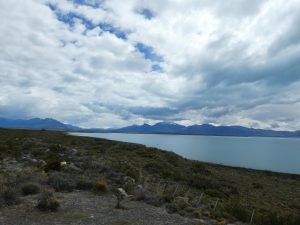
left=151, top=64, right=163, bottom=72
left=70, top=0, right=104, bottom=8
left=48, top=4, right=127, bottom=39
left=48, top=3, right=94, bottom=29
left=135, top=42, right=163, bottom=62
left=137, top=8, right=155, bottom=20
left=99, top=23, right=127, bottom=40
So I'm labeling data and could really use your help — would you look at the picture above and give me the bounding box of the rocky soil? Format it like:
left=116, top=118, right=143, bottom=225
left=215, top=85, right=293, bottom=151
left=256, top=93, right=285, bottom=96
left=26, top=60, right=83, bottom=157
left=0, top=191, right=203, bottom=225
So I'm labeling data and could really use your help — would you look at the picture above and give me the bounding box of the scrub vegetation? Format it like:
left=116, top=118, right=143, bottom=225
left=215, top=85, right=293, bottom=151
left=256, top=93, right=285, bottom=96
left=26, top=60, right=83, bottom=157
left=0, top=128, right=299, bottom=225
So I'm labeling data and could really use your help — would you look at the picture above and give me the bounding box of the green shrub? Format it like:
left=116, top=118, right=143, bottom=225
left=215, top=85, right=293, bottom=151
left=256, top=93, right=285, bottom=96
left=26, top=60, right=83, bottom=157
left=252, top=182, right=263, bottom=189
left=205, top=189, right=225, bottom=198
left=48, top=172, right=76, bottom=192
left=76, top=176, right=94, bottom=190
left=166, top=202, right=180, bottom=213
left=230, top=202, right=249, bottom=222
left=37, top=188, right=60, bottom=211
left=256, top=211, right=284, bottom=225
left=21, top=182, right=41, bottom=195
left=49, top=144, right=66, bottom=153
left=187, top=174, right=217, bottom=190
left=123, top=182, right=135, bottom=195
left=190, top=161, right=211, bottom=175
left=143, top=161, right=182, bottom=180
left=0, top=188, right=20, bottom=206
left=285, top=214, right=300, bottom=225
left=113, top=160, right=140, bottom=182
left=44, top=153, right=63, bottom=172
left=134, top=188, right=164, bottom=206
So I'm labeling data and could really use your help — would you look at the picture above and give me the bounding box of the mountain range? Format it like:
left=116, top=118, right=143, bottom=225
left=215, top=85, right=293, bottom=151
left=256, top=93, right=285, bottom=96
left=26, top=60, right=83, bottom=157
left=0, top=117, right=81, bottom=131
left=0, top=117, right=300, bottom=138
left=110, top=122, right=300, bottom=137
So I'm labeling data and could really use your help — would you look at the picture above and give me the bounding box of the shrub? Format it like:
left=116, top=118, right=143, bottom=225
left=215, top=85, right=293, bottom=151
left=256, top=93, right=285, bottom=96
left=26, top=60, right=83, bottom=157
left=37, top=188, right=60, bottom=211
left=94, top=179, right=108, bottom=192
left=44, top=153, right=63, bottom=172
left=123, top=182, right=135, bottom=195
left=256, top=210, right=284, bottom=225
left=44, top=151, right=68, bottom=172
left=252, top=182, right=263, bottom=189
left=205, top=189, right=225, bottom=198
left=230, top=202, right=249, bottom=222
left=187, top=174, right=217, bottom=190
left=76, top=176, right=94, bottom=190
left=166, top=202, right=180, bottom=213
left=113, top=160, right=140, bottom=182
left=21, top=182, right=41, bottom=195
left=48, top=172, right=76, bottom=192
left=0, top=188, right=20, bottom=206
left=190, top=161, right=211, bottom=175
left=134, top=188, right=164, bottom=206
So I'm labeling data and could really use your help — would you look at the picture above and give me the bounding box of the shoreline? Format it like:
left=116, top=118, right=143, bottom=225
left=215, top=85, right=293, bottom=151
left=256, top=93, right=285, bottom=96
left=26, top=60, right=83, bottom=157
left=69, top=131, right=300, bottom=177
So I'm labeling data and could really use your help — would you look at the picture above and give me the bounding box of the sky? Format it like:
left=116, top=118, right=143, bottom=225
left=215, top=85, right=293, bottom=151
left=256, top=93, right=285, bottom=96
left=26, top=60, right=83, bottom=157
left=0, top=0, right=300, bottom=130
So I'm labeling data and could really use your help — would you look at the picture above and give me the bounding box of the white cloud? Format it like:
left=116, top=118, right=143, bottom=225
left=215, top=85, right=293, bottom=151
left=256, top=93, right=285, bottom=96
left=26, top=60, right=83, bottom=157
left=0, top=0, right=300, bottom=130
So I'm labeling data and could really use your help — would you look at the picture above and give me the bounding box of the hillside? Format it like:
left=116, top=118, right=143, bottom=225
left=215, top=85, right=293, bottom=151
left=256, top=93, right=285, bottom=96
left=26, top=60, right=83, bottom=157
left=0, top=128, right=299, bottom=225
left=0, top=118, right=81, bottom=131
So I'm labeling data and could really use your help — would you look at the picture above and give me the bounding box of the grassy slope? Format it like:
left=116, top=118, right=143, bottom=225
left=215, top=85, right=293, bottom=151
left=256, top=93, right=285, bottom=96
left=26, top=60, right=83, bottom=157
left=0, top=128, right=300, bottom=225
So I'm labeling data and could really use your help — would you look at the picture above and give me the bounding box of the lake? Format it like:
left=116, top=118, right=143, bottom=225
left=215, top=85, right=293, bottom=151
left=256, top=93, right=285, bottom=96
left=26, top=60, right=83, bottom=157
left=70, top=132, right=300, bottom=175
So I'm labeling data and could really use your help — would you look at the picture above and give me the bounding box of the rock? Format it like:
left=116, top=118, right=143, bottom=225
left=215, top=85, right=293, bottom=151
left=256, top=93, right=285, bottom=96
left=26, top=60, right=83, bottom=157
left=117, top=188, right=128, bottom=198
left=60, top=161, right=67, bottom=166
left=38, top=160, right=47, bottom=167
left=29, top=158, right=38, bottom=163
left=124, top=176, right=135, bottom=184
left=62, top=163, right=82, bottom=174
left=193, top=218, right=209, bottom=224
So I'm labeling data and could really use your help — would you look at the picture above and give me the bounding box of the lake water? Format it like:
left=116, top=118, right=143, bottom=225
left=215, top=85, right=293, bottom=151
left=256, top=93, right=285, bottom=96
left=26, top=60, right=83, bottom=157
left=70, top=132, right=300, bottom=175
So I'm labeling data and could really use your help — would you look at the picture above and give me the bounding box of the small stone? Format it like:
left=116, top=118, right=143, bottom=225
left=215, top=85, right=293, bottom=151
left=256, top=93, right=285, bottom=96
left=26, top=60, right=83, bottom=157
left=117, top=188, right=128, bottom=198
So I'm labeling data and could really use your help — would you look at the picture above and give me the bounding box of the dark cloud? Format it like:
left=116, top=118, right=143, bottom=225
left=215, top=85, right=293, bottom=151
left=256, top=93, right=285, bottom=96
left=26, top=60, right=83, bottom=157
left=0, top=0, right=300, bottom=130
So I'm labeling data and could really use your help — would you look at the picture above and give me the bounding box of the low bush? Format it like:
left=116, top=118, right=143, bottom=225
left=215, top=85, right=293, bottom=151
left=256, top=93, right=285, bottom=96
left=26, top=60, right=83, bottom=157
left=252, top=182, right=263, bottom=189
left=187, top=174, right=218, bottom=190
left=94, top=179, right=108, bottom=192
left=190, top=161, right=211, bottom=175
left=48, top=172, right=76, bottom=192
left=21, top=182, right=41, bottom=195
left=0, top=188, right=20, bottom=207
left=44, top=153, right=63, bottom=172
left=76, top=176, right=94, bottom=190
left=123, top=182, right=135, bottom=195
left=205, top=189, right=225, bottom=198
left=37, top=188, right=60, bottom=211
left=229, top=201, right=249, bottom=222
left=134, top=187, right=164, bottom=206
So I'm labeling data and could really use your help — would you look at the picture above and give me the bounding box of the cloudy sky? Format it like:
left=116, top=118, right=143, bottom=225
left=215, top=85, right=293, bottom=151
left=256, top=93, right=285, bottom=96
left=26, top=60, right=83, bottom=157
left=1, top=0, right=300, bottom=130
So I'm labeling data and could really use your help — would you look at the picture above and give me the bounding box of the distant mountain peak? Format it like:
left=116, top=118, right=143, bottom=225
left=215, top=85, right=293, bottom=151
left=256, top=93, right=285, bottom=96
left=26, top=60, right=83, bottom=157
left=111, top=122, right=300, bottom=138
left=0, top=117, right=81, bottom=131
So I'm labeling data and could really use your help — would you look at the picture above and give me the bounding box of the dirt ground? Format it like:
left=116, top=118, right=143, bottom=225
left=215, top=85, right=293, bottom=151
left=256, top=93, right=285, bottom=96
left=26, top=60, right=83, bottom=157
left=0, top=191, right=200, bottom=225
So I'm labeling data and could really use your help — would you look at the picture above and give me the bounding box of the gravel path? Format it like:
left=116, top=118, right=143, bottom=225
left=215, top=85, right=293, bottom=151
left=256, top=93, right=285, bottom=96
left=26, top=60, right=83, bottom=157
left=0, top=191, right=197, bottom=225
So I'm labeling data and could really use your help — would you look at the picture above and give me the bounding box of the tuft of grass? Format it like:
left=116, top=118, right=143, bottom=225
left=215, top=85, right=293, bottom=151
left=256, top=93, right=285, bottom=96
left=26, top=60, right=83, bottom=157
left=36, top=188, right=60, bottom=211
left=48, top=172, right=76, bottom=192
left=21, top=182, right=41, bottom=195
left=0, top=188, right=20, bottom=207
left=76, top=176, right=94, bottom=190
